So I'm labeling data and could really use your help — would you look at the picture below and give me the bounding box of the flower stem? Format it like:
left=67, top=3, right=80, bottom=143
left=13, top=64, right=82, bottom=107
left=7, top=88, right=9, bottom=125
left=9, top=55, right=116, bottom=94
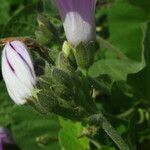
left=88, top=113, right=131, bottom=150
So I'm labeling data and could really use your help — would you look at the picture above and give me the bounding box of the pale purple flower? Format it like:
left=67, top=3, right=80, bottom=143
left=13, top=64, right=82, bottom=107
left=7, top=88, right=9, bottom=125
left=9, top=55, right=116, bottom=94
left=54, top=0, right=96, bottom=46
left=0, top=127, right=13, bottom=150
left=2, top=41, right=36, bottom=105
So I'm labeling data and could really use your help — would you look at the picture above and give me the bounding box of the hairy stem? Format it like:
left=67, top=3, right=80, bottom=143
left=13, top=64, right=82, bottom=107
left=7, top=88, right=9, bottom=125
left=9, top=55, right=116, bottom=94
left=88, top=113, right=131, bottom=150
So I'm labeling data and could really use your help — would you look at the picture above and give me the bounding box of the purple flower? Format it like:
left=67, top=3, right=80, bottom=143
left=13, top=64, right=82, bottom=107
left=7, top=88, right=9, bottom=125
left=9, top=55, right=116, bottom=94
left=1, top=41, right=36, bottom=105
left=0, top=128, right=13, bottom=150
left=54, top=0, right=96, bottom=46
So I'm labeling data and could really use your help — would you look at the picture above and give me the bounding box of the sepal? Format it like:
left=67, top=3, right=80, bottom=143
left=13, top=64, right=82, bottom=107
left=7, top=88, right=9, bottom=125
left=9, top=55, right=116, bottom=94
left=53, top=84, right=75, bottom=101
left=73, top=42, right=95, bottom=69
left=28, top=88, right=58, bottom=114
left=62, top=41, right=72, bottom=57
left=37, top=14, right=59, bottom=44
left=51, top=67, right=74, bottom=89
left=56, top=51, right=77, bottom=73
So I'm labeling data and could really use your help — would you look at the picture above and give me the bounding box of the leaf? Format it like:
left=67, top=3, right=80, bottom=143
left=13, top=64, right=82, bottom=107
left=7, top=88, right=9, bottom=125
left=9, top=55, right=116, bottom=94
left=108, top=0, right=149, bottom=61
left=127, top=22, right=150, bottom=101
left=59, top=118, right=89, bottom=150
left=0, top=81, right=13, bottom=126
left=0, top=0, right=10, bottom=25
left=42, top=0, right=58, bottom=14
left=99, top=146, right=116, bottom=150
left=2, top=2, right=43, bottom=38
left=109, top=81, right=133, bottom=114
left=128, top=0, right=150, bottom=13
left=89, top=59, right=142, bottom=81
left=128, top=67, right=150, bottom=101
left=11, top=106, right=61, bottom=150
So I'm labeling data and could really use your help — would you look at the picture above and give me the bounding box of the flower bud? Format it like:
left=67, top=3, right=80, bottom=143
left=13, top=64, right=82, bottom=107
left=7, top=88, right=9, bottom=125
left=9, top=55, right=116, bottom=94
left=51, top=67, right=73, bottom=89
left=56, top=51, right=77, bottom=73
left=54, top=0, right=96, bottom=46
left=2, top=41, right=36, bottom=105
left=37, top=14, right=59, bottom=39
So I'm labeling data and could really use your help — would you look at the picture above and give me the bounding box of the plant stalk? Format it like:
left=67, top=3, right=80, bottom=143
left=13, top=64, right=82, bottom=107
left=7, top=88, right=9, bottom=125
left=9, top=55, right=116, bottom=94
left=88, top=113, right=131, bottom=150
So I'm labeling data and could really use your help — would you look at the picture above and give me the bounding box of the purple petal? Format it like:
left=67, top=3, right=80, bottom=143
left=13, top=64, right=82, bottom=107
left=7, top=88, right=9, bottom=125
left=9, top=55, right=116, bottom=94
left=54, top=0, right=96, bottom=45
left=0, top=128, right=13, bottom=144
left=55, top=0, right=96, bottom=23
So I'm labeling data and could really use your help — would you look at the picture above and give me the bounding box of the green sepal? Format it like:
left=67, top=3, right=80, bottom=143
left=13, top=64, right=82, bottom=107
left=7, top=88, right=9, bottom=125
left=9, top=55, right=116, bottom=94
left=62, top=41, right=72, bottom=57
left=73, top=42, right=95, bottom=69
left=52, top=84, right=75, bottom=101
left=37, top=14, right=59, bottom=41
left=51, top=67, right=74, bottom=89
left=56, top=51, right=77, bottom=74
left=52, top=105, right=89, bottom=121
left=35, top=30, right=50, bottom=45
left=28, top=89, right=58, bottom=114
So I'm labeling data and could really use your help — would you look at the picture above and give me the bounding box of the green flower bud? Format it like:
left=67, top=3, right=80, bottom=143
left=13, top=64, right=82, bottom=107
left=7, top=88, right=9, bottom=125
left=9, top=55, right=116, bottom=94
left=53, top=84, right=75, bottom=101
left=37, top=14, right=59, bottom=41
left=51, top=67, right=73, bottom=89
left=28, top=89, right=58, bottom=114
left=56, top=52, right=77, bottom=73
left=35, top=30, right=50, bottom=45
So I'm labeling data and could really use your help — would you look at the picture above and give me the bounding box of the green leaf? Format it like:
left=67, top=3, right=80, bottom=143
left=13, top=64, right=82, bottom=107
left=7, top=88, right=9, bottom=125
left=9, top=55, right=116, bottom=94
left=128, top=67, right=150, bottom=101
left=128, top=0, right=150, bottom=13
left=108, top=0, right=149, bottom=61
left=42, top=0, right=58, bottom=14
left=0, top=0, right=10, bottom=25
left=127, top=22, right=150, bottom=101
left=89, top=59, right=142, bottom=81
left=59, top=118, right=89, bottom=150
left=0, top=81, right=13, bottom=126
left=99, top=146, right=116, bottom=150
left=3, top=2, right=43, bottom=38
left=11, top=106, right=61, bottom=150
left=109, top=81, right=133, bottom=114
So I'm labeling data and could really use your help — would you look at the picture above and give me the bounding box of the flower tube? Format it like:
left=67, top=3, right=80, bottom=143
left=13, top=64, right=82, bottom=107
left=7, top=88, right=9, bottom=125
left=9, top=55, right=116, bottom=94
left=2, top=41, right=36, bottom=105
left=54, top=0, right=96, bottom=46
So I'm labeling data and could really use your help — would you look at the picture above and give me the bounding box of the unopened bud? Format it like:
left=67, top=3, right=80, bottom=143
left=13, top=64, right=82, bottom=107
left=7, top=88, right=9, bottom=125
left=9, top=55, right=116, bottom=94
left=56, top=52, right=77, bottom=73
left=37, top=14, right=59, bottom=42
left=51, top=67, right=73, bottom=89
left=29, top=89, right=58, bottom=114
left=2, top=41, right=36, bottom=105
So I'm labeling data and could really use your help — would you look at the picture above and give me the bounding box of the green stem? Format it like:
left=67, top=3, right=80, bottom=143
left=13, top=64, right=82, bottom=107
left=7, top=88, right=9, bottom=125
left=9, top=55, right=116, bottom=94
left=88, top=113, right=131, bottom=150
left=53, top=105, right=89, bottom=121
left=117, top=107, right=135, bottom=118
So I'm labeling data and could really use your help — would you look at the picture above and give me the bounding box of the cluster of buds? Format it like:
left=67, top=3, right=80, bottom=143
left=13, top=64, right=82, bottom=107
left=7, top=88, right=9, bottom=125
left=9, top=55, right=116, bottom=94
left=1, top=0, right=97, bottom=120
